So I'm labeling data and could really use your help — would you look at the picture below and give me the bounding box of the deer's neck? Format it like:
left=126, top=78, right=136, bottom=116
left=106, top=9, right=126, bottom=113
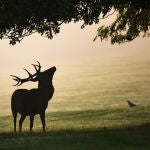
left=37, top=82, right=54, bottom=101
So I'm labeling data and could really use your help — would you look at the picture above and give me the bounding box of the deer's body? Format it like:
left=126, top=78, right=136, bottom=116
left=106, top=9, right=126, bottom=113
left=11, top=87, right=54, bottom=115
left=11, top=62, right=56, bottom=132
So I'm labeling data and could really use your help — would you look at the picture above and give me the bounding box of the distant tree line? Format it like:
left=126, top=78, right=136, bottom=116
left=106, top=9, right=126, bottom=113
left=0, top=0, right=149, bottom=45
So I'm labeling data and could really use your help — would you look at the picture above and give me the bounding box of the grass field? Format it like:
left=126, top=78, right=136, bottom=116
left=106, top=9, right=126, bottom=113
left=0, top=49, right=150, bottom=149
left=0, top=108, right=150, bottom=150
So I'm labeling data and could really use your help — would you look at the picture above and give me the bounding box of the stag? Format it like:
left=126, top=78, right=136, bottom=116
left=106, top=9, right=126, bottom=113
left=11, top=61, right=56, bottom=132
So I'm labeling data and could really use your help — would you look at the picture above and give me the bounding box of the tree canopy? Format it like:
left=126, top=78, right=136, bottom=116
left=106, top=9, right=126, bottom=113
left=0, top=0, right=149, bottom=45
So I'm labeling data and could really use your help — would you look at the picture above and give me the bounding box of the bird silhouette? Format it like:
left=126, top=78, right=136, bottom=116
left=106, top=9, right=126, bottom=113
left=127, top=100, right=136, bottom=107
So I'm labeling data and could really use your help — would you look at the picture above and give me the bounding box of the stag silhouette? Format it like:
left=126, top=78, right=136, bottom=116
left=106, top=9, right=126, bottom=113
left=11, top=61, right=56, bottom=132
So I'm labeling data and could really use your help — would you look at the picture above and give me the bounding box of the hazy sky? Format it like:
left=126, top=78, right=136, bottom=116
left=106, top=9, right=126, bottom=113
left=0, top=21, right=150, bottom=72
left=0, top=19, right=150, bottom=95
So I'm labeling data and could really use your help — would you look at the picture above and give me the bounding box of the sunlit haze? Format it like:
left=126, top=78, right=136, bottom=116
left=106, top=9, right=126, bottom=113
left=0, top=20, right=150, bottom=90
left=0, top=19, right=150, bottom=115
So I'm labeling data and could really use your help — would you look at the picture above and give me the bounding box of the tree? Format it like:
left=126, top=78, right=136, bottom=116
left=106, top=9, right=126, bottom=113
left=0, top=0, right=149, bottom=45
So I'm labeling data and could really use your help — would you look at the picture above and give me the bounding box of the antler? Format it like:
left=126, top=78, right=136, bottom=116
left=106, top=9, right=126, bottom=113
left=10, top=61, right=41, bottom=86
left=31, top=61, right=41, bottom=76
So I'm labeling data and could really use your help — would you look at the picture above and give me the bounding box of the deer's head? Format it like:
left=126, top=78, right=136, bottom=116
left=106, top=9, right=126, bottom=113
left=11, top=61, right=56, bottom=86
left=37, top=66, right=56, bottom=87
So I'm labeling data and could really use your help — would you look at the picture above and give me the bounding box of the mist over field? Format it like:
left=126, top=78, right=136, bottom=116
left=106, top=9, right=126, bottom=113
left=1, top=46, right=150, bottom=117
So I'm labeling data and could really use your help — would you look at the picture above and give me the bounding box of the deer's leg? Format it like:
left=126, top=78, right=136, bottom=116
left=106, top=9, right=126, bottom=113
left=13, top=113, right=17, bottom=133
left=40, top=112, right=45, bottom=132
left=19, top=115, right=26, bottom=133
left=30, top=115, right=34, bottom=132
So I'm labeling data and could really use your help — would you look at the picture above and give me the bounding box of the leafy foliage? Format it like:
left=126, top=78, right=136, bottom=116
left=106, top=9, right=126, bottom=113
left=0, top=0, right=149, bottom=45
left=95, top=0, right=150, bottom=44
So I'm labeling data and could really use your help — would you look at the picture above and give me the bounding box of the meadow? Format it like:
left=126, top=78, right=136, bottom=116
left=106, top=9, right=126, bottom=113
left=0, top=49, right=150, bottom=149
